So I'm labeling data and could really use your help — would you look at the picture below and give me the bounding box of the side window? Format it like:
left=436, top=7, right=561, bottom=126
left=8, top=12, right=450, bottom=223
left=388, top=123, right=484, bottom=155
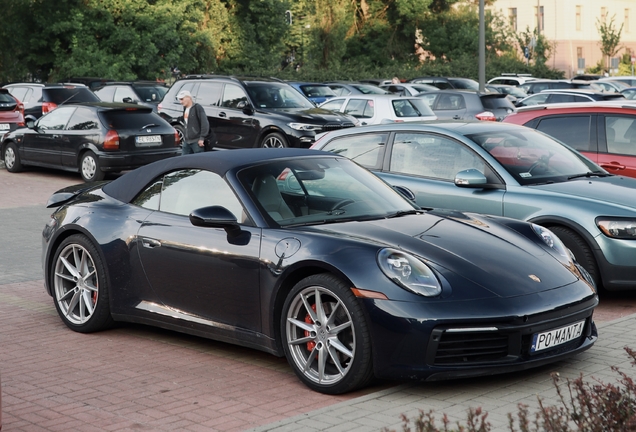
left=547, top=94, right=576, bottom=104
left=419, top=93, right=437, bottom=108
left=390, top=133, right=485, bottom=181
left=344, top=99, right=374, bottom=118
left=95, top=86, right=116, bottom=102
left=37, top=106, right=76, bottom=130
left=133, top=170, right=247, bottom=222
left=196, top=82, right=222, bottom=107
left=435, top=94, right=466, bottom=110
left=321, top=133, right=387, bottom=169
left=173, top=82, right=196, bottom=103
left=113, top=86, right=138, bottom=103
left=605, top=116, right=636, bottom=156
left=67, top=108, right=101, bottom=130
left=523, top=93, right=549, bottom=106
left=221, top=84, right=248, bottom=109
left=7, top=87, right=28, bottom=102
left=536, top=116, right=592, bottom=151
left=320, top=99, right=345, bottom=112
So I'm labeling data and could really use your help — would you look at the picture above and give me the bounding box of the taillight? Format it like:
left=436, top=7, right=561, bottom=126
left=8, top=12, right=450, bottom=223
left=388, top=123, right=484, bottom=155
left=158, top=103, right=163, bottom=111
left=103, top=130, right=120, bottom=150
left=17, top=102, right=25, bottom=126
left=475, top=111, right=497, bottom=121
left=42, top=102, right=57, bottom=114
left=174, top=129, right=180, bottom=146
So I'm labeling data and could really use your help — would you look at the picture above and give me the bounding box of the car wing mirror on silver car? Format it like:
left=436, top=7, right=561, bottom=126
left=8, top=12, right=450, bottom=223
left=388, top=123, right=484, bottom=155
left=454, top=168, right=488, bottom=188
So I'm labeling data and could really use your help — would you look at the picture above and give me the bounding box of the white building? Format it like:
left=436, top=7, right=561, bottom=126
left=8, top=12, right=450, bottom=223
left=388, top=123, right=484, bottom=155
left=490, top=0, right=636, bottom=77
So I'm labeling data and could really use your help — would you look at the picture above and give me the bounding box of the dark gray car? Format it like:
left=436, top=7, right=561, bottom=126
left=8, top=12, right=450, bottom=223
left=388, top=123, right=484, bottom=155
left=417, top=90, right=516, bottom=121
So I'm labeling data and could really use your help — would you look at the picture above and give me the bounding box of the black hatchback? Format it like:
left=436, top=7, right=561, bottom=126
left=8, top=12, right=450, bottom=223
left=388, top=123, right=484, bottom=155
left=1, top=103, right=180, bottom=182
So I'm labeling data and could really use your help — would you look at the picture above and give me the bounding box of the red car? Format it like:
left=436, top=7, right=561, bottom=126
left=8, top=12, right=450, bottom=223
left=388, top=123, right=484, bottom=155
left=503, top=102, right=636, bottom=179
left=0, top=89, right=25, bottom=138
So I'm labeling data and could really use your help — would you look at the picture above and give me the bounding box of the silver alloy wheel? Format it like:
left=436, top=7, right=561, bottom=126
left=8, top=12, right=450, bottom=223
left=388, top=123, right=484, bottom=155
left=262, top=135, right=285, bottom=148
left=285, top=286, right=355, bottom=385
left=53, top=243, right=99, bottom=325
left=81, top=154, right=97, bottom=180
left=4, top=146, right=15, bottom=169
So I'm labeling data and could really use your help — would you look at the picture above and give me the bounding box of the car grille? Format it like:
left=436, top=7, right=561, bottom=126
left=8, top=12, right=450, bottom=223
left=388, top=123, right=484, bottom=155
left=433, top=331, right=510, bottom=365
left=321, top=122, right=356, bottom=131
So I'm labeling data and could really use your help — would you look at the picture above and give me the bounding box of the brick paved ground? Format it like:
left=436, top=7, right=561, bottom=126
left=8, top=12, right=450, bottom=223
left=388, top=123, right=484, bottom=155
left=2, top=166, right=636, bottom=432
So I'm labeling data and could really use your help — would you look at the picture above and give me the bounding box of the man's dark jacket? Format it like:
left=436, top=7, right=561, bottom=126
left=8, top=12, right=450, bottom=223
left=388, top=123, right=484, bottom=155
left=182, top=103, right=210, bottom=143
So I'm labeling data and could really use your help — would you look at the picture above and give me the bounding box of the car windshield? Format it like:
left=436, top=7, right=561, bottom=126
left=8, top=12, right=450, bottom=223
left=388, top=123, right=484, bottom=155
left=245, top=83, right=315, bottom=109
left=466, top=128, right=604, bottom=185
left=238, top=157, right=417, bottom=226
left=352, top=84, right=388, bottom=94
left=133, top=85, right=168, bottom=102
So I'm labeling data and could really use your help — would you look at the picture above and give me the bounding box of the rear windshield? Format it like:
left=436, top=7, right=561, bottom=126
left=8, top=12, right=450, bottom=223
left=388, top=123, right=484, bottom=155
left=481, top=95, right=515, bottom=110
left=43, top=87, right=100, bottom=104
left=0, top=92, right=16, bottom=104
left=100, top=110, right=164, bottom=129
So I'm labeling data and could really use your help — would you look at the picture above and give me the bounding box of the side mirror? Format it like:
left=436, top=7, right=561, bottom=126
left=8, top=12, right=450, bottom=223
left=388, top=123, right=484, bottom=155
left=122, top=97, right=135, bottom=104
left=26, top=119, right=36, bottom=129
left=237, top=100, right=253, bottom=114
left=454, top=169, right=488, bottom=188
left=190, top=205, right=241, bottom=237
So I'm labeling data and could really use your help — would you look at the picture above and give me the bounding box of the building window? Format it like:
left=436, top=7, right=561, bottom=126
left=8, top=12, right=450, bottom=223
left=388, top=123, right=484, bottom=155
left=576, top=5, right=582, bottom=31
left=577, top=47, right=583, bottom=59
left=509, top=8, right=518, bottom=31
left=627, top=9, right=631, bottom=33
left=601, top=7, right=607, bottom=23
left=535, top=6, right=545, bottom=31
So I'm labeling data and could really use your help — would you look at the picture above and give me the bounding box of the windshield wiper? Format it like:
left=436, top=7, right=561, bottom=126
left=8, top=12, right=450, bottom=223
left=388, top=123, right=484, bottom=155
left=567, top=172, right=612, bottom=180
left=284, top=214, right=383, bottom=228
left=140, top=123, right=160, bottom=130
left=385, top=209, right=423, bottom=219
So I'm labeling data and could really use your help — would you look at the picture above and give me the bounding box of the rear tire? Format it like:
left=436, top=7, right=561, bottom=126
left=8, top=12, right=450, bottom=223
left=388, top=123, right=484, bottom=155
left=549, top=226, right=600, bottom=289
left=80, top=151, right=105, bottom=182
left=4, top=142, right=23, bottom=172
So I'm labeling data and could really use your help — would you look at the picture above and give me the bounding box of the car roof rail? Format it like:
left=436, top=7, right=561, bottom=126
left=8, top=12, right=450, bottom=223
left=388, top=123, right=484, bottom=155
left=500, top=73, right=533, bottom=77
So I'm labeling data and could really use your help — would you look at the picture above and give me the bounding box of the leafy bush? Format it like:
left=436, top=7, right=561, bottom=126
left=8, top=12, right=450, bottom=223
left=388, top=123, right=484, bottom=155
left=382, top=347, right=636, bottom=432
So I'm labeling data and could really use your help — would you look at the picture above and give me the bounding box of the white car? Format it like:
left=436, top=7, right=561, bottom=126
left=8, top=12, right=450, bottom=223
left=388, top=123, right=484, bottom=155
left=319, top=94, right=437, bottom=125
left=380, top=83, right=439, bottom=96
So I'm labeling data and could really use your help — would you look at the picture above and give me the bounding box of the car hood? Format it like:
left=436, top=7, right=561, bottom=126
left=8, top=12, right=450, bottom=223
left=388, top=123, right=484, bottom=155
left=531, top=175, right=636, bottom=209
left=260, top=107, right=355, bottom=124
left=307, top=210, right=579, bottom=298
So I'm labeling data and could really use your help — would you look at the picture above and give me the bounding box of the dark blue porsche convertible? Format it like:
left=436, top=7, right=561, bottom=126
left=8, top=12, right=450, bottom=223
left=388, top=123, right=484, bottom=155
left=42, top=148, right=598, bottom=394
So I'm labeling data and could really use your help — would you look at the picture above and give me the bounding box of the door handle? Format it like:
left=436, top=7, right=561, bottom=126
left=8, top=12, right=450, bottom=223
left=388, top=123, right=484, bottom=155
left=141, top=238, right=161, bottom=248
left=219, top=112, right=227, bottom=118
left=600, top=163, right=626, bottom=170
left=452, top=115, right=461, bottom=120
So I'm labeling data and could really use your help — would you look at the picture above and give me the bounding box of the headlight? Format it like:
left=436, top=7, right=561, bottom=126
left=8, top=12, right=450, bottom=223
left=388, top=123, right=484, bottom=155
left=288, top=123, right=322, bottom=131
left=532, top=224, right=570, bottom=262
left=597, top=218, right=636, bottom=239
left=377, top=248, right=441, bottom=297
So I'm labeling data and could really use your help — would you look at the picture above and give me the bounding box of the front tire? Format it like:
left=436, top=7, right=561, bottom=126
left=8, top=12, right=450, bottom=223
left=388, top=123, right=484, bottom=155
left=281, top=274, right=374, bottom=394
left=80, top=150, right=105, bottom=182
left=549, top=226, right=600, bottom=289
left=51, top=234, right=114, bottom=332
left=4, top=142, right=23, bottom=172
left=261, top=132, right=287, bottom=148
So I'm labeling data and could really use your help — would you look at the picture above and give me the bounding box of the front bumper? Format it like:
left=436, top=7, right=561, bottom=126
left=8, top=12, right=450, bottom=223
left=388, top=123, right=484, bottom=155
left=364, top=282, right=598, bottom=381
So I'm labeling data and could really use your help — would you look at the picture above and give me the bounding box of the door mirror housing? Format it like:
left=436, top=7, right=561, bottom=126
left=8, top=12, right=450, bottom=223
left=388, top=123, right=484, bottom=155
left=454, top=168, right=488, bottom=188
left=190, top=206, right=241, bottom=236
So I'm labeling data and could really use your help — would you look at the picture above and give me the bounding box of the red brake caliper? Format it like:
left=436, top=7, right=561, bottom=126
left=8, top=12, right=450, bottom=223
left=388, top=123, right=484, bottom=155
left=304, top=304, right=317, bottom=351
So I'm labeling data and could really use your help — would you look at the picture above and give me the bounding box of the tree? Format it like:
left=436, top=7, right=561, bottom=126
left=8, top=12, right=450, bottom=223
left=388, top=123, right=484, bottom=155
left=597, top=14, right=623, bottom=72
left=515, top=26, right=555, bottom=66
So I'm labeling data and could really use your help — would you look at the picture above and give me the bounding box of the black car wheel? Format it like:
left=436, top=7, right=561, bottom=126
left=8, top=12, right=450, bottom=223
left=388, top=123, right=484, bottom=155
left=281, top=274, right=374, bottom=394
left=80, top=150, right=105, bottom=182
left=549, top=226, right=600, bottom=288
left=4, top=142, right=22, bottom=172
left=261, top=132, right=287, bottom=148
left=51, top=234, right=114, bottom=333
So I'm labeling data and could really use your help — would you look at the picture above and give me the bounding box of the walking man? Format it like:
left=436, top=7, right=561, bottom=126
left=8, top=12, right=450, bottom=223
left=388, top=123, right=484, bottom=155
left=177, top=90, right=210, bottom=155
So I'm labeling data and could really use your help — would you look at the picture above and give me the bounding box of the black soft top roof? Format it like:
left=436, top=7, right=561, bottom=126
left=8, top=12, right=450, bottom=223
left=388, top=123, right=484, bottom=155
left=102, top=148, right=333, bottom=203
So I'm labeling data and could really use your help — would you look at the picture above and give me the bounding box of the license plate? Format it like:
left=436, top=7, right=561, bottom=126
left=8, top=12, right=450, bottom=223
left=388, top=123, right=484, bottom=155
left=531, top=320, right=585, bottom=353
left=0, top=124, right=9, bottom=130
left=136, top=135, right=162, bottom=146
